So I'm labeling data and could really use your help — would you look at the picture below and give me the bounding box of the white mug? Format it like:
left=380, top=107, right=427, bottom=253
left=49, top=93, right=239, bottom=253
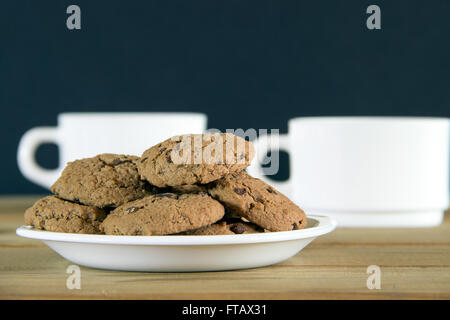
left=17, top=112, right=207, bottom=189
left=248, top=117, right=450, bottom=227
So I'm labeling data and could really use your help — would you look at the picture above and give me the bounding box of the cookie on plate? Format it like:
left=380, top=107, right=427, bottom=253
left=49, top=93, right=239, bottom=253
left=51, top=153, right=151, bottom=208
left=100, top=192, right=225, bottom=235
left=24, top=196, right=107, bottom=234
left=179, top=220, right=264, bottom=235
left=208, top=171, right=307, bottom=232
left=137, top=133, right=255, bottom=187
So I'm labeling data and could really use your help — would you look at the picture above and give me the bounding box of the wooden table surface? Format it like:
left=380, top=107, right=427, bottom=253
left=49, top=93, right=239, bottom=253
left=1, top=196, right=449, bottom=300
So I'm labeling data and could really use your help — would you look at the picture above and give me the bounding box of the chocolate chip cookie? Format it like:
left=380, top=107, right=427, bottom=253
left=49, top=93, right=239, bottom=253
left=100, top=192, right=225, bottom=235
left=208, top=171, right=307, bottom=232
left=51, top=153, right=151, bottom=208
left=180, top=220, right=264, bottom=235
left=24, top=196, right=107, bottom=234
left=137, top=133, right=255, bottom=187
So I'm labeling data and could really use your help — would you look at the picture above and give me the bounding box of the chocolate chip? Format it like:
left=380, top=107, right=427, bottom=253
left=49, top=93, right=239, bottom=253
left=256, top=197, right=264, bottom=203
left=292, top=223, right=299, bottom=230
left=159, top=147, right=167, bottom=153
left=230, top=223, right=246, bottom=234
left=234, top=188, right=246, bottom=195
left=126, top=206, right=139, bottom=214
left=266, top=188, right=277, bottom=194
left=140, top=157, right=148, bottom=163
left=166, top=153, right=172, bottom=163
left=111, top=158, right=124, bottom=166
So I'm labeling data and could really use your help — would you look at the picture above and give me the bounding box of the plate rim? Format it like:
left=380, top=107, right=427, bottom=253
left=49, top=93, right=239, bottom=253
left=16, top=215, right=337, bottom=246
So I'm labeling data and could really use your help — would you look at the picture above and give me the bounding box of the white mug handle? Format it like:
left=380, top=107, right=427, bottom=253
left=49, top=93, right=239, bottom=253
left=247, top=133, right=292, bottom=196
left=17, top=127, right=62, bottom=189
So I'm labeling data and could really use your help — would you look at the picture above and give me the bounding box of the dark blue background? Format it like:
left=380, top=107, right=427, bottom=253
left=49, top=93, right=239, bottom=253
left=1, top=0, right=449, bottom=194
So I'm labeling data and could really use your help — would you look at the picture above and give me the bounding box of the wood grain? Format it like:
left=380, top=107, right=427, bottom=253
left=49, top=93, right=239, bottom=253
left=0, top=196, right=449, bottom=299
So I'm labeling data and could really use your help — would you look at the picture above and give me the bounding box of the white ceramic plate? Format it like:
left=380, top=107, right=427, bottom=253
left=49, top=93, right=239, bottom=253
left=16, top=215, right=336, bottom=272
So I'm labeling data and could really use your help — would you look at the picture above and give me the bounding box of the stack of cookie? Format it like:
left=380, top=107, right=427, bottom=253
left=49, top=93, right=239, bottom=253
left=25, top=133, right=307, bottom=235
